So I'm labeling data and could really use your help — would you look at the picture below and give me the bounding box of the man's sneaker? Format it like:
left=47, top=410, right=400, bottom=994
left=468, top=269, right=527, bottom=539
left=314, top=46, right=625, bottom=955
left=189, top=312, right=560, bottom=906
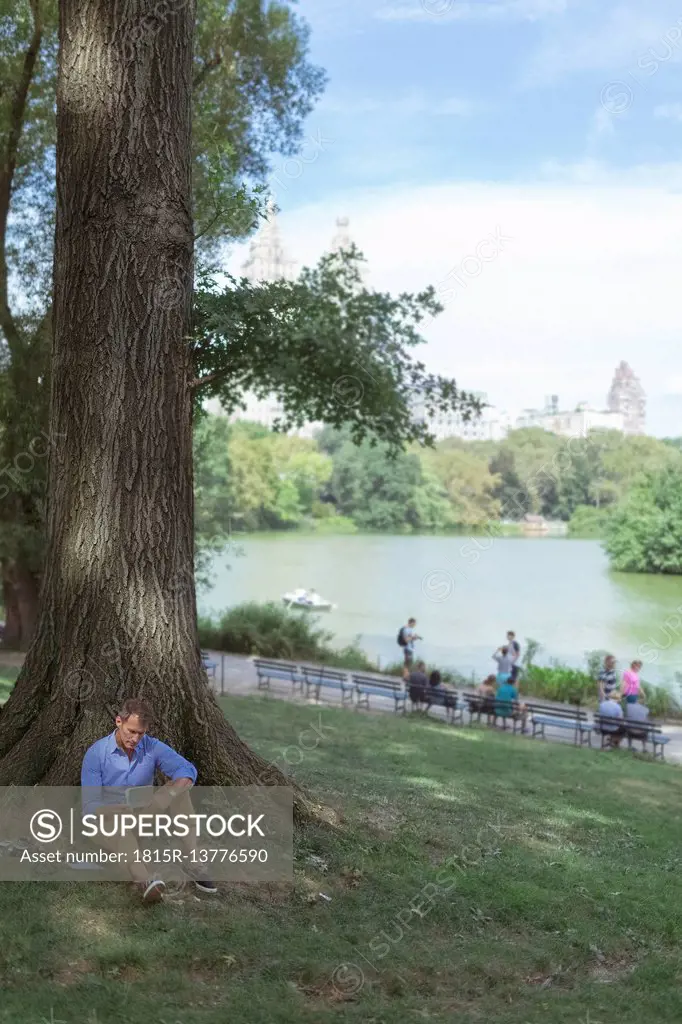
left=194, top=875, right=218, bottom=894
left=137, top=879, right=166, bottom=903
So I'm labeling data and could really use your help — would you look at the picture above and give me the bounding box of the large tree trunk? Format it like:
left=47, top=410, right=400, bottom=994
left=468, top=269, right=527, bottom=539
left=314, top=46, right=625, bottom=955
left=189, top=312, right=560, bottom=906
left=0, top=0, right=309, bottom=819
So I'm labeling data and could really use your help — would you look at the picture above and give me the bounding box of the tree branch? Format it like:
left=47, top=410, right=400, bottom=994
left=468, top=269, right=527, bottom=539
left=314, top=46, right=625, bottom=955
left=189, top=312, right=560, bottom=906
left=189, top=367, right=233, bottom=392
left=194, top=206, right=229, bottom=243
left=0, top=0, right=43, bottom=355
left=193, top=53, right=223, bottom=90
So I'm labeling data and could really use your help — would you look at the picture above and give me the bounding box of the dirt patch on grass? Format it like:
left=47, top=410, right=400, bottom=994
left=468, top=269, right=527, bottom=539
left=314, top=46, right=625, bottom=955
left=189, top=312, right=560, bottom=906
left=588, top=953, right=639, bottom=984
left=356, top=801, right=403, bottom=839
left=52, top=959, right=95, bottom=986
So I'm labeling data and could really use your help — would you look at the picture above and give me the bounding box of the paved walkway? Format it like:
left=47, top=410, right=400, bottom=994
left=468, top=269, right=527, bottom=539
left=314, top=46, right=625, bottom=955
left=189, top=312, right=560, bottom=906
left=2, top=646, right=679, bottom=763
left=204, top=651, right=682, bottom=765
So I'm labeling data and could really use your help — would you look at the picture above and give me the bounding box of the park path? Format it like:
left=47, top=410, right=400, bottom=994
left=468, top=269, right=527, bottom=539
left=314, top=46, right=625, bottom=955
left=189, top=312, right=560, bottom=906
left=2, top=647, right=680, bottom=763
left=202, top=650, right=682, bottom=765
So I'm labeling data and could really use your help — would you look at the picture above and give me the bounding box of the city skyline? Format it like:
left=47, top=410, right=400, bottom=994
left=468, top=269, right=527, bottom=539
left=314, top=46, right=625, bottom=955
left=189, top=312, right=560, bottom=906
left=227, top=209, right=654, bottom=441
left=222, top=0, right=682, bottom=438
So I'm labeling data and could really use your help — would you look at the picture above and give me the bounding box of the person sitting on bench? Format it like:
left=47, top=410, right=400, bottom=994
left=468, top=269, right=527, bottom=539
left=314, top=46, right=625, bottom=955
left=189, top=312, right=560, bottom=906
left=478, top=675, right=496, bottom=698
left=428, top=670, right=456, bottom=709
left=624, top=692, right=649, bottom=739
left=495, top=677, right=528, bottom=732
left=408, top=661, right=429, bottom=710
left=598, top=692, right=625, bottom=747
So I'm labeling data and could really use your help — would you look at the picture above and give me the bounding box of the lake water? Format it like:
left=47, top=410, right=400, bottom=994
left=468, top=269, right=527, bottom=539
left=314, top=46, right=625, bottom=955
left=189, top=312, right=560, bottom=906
left=200, top=534, right=682, bottom=690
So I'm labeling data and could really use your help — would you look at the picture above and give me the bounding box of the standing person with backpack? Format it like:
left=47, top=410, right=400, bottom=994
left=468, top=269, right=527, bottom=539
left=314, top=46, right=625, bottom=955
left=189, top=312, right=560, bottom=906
left=398, top=617, right=421, bottom=669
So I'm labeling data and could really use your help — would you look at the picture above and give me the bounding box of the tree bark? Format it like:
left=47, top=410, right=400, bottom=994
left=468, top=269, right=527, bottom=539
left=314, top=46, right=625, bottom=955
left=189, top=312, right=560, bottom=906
left=0, top=0, right=310, bottom=820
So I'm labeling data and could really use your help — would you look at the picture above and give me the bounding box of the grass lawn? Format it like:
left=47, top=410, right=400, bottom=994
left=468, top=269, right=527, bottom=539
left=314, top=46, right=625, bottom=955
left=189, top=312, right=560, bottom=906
left=1, top=695, right=682, bottom=1022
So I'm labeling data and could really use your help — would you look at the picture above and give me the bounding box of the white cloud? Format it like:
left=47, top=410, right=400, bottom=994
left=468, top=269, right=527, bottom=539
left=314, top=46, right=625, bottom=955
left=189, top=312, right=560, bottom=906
left=376, top=0, right=568, bottom=24
left=520, top=3, right=682, bottom=86
left=654, top=102, right=682, bottom=119
left=226, top=164, right=682, bottom=434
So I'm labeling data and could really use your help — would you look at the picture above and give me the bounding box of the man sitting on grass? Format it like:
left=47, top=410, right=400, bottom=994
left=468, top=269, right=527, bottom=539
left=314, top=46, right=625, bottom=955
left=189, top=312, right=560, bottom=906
left=81, top=698, right=217, bottom=904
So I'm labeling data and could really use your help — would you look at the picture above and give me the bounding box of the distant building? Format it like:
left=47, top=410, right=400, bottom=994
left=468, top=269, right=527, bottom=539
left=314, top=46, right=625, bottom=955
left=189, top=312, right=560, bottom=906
left=411, top=391, right=511, bottom=442
left=607, top=361, right=646, bottom=435
left=230, top=210, right=361, bottom=439
left=521, top=514, right=549, bottom=535
left=515, top=396, right=624, bottom=437
left=327, top=216, right=368, bottom=287
left=241, top=199, right=297, bottom=284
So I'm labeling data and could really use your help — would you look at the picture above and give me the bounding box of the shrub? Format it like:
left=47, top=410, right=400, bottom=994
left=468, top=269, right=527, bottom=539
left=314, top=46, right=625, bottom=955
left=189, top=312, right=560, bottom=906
left=522, top=661, right=680, bottom=718
left=198, top=602, right=375, bottom=669
left=311, top=515, right=358, bottom=534
left=568, top=505, right=612, bottom=538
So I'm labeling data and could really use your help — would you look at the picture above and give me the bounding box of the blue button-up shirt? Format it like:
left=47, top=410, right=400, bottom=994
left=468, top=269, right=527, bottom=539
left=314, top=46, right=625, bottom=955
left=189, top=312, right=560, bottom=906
left=81, top=731, right=197, bottom=815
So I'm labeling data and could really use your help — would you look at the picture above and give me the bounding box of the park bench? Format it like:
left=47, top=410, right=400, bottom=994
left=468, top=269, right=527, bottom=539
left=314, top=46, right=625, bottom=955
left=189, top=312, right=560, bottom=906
left=593, top=714, right=670, bottom=759
left=201, top=650, right=217, bottom=680
left=253, top=657, right=303, bottom=694
left=526, top=702, right=591, bottom=745
left=303, top=665, right=354, bottom=705
left=464, top=694, right=525, bottom=732
left=424, top=686, right=463, bottom=725
left=351, top=673, right=407, bottom=714
left=407, top=681, right=462, bottom=724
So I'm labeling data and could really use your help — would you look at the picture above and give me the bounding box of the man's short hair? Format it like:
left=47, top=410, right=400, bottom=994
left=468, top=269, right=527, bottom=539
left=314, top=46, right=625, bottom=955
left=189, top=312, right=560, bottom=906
left=117, top=698, right=153, bottom=729
left=507, top=630, right=515, bottom=637
left=408, top=617, right=416, bottom=625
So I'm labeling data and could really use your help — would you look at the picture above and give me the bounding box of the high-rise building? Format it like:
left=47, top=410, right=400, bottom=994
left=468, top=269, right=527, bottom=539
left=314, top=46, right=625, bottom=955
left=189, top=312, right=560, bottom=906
left=607, top=361, right=646, bottom=435
left=232, top=211, right=361, bottom=439
left=241, top=200, right=297, bottom=284
left=329, top=216, right=353, bottom=255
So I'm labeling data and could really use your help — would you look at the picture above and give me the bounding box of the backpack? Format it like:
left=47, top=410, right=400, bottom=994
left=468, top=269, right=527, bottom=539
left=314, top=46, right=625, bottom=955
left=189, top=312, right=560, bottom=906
left=397, top=627, right=407, bottom=647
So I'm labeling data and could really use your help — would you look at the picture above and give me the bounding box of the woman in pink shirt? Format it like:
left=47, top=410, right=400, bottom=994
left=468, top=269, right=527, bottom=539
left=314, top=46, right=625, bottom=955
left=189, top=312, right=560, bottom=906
left=622, top=660, right=642, bottom=705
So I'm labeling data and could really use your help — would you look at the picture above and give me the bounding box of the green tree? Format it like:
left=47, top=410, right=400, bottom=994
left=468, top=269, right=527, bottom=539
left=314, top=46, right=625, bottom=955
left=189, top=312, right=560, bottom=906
left=192, top=249, right=479, bottom=453
left=325, top=429, right=451, bottom=532
left=0, top=1, right=479, bottom=647
left=488, top=443, right=532, bottom=520
left=269, top=435, right=332, bottom=519
left=604, top=468, right=682, bottom=573
left=0, top=0, right=325, bottom=646
left=0, top=0, right=298, bottom=803
left=422, top=440, right=499, bottom=526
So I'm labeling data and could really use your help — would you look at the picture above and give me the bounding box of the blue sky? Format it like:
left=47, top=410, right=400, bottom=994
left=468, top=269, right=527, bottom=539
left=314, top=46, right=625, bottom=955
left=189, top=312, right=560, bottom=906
left=229, top=0, right=682, bottom=435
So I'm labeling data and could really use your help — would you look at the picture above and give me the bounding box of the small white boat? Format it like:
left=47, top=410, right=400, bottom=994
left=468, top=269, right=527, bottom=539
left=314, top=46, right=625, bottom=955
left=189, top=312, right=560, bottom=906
left=282, top=588, right=335, bottom=611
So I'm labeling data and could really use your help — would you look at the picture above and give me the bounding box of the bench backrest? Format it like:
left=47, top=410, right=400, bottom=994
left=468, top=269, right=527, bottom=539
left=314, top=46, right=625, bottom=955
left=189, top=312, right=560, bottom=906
left=622, top=719, right=662, bottom=735
left=593, top=714, right=662, bottom=731
left=352, top=673, right=403, bottom=693
left=303, top=665, right=348, bottom=683
left=254, top=658, right=298, bottom=673
left=465, top=694, right=519, bottom=712
left=526, top=702, right=588, bottom=721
